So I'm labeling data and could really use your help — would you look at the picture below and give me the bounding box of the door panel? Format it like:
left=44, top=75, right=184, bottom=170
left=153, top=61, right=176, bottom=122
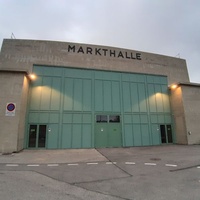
left=28, top=125, right=37, bottom=148
left=124, top=125, right=134, bottom=146
left=95, top=114, right=122, bottom=148
left=160, top=125, right=167, bottom=143
left=95, top=123, right=108, bottom=148
left=133, top=125, right=142, bottom=146
left=28, top=124, right=46, bottom=148
left=61, top=124, right=72, bottom=148
left=166, top=125, right=173, bottom=143
left=72, top=124, right=82, bottom=148
left=108, top=123, right=122, bottom=147
left=141, top=124, right=150, bottom=145
left=151, top=124, right=160, bottom=145
left=160, top=124, right=173, bottom=144
left=82, top=124, right=92, bottom=148
left=38, top=125, right=46, bottom=148
left=47, top=124, right=59, bottom=149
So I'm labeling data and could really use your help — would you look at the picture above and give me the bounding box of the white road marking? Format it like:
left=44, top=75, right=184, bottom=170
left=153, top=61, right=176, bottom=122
left=6, top=164, right=19, bottom=167
left=106, top=162, right=117, bottom=165
left=27, top=164, right=40, bottom=167
left=145, top=163, right=157, bottom=166
left=68, top=163, right=79, bottom=166
left=87, top=162, right=98, bottom=165
left=47, top=164, right=59, bottom=167
left=125, top=162, right=136, bottom=165
left=197, top=166, right=200, bottom=169
left=165, top=164, right=177, bottom=167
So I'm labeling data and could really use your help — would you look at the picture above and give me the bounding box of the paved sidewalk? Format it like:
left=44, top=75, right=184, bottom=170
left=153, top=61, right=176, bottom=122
left=0, top=145, right=199, bottom=166
left=1, top=145, right=200, bottom=200
left=0, top=149, right=108, bottom=164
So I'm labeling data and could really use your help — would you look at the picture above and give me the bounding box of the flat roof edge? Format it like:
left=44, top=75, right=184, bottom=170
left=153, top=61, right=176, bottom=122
left=0, top=69, right=28, bottom=74
left=179, top=82, right=200, bottom=87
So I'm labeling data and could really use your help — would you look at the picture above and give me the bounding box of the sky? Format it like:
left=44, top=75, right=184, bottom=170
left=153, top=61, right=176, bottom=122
left=0, top=0, right=200, bottom=83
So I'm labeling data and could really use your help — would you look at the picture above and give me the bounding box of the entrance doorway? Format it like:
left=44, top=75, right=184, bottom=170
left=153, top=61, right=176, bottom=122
left=160, top=124, right=173, bottom=144
left=28, top=125, right=47, bottom=148
left=95, top=114, right=122, bottom=148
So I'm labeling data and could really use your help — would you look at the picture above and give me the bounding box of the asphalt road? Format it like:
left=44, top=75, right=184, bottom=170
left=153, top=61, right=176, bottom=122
left=0, top=145, right=200, bottom=200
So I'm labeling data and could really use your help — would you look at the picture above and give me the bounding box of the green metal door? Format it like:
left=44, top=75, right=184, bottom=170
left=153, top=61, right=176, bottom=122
left=95, top=115, right=108, bottom=148
left=47, top=124, right=59, bottom=149
left=108, top=123, right=122, bottom=147
left=151, top=124, right=161, bottom=145
left=95, top=114, right=122, bottom=148
left=95, top=123, right=108, bottom=148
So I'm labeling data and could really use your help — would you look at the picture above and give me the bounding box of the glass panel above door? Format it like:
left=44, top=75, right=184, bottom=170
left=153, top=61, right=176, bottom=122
left=96, top=115, right=108, bottom=123
left=109, top=115, right=120, bottom=123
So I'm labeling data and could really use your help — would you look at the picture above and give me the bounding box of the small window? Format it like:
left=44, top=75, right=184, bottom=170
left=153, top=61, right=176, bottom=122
left=109, top=115, right=120, bottom=123
left=96, top=115, right=108, bottom=123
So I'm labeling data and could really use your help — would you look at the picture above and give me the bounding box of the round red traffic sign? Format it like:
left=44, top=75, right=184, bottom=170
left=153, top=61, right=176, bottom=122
left=7, top=103, right=16, bottom=112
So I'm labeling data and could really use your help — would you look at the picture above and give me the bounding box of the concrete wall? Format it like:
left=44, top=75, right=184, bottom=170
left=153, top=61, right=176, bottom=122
left=0, top=72, right=28, bottom=153
left=170, top=87, right=188, bottom=144
left=181, top=85, right=200, bottom=144
left=170, top=84, right=200, bottom=145
left=0, top=39, right=189, bottom=85
left=17, top=76, right=29, bottom=151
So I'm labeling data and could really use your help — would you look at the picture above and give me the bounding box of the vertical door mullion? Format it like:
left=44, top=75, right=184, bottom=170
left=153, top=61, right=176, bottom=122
left=35, top=124, right=39, bottom=148
left=165, top=125, right=168, bottom=143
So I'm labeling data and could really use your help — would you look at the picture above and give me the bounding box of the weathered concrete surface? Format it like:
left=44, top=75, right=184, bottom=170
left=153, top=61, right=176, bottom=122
left=0, top=146, right=200, bottom=200
left=0, top=39, right=189, bottom=84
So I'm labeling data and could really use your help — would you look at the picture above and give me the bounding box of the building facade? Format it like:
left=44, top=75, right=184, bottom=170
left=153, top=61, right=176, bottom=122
left=0, top=39, right=199, bottom=153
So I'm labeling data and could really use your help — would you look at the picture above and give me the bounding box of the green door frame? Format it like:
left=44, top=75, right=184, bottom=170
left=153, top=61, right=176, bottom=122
left=28, top=124, right=47, bottom=149
left=95, top=114, right=122, bottom=148
left=160, top=124, right=173, bottom=144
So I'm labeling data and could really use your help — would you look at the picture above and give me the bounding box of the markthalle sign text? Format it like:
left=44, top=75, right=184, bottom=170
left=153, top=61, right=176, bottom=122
left=68, top=45, right=142, bottom=60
